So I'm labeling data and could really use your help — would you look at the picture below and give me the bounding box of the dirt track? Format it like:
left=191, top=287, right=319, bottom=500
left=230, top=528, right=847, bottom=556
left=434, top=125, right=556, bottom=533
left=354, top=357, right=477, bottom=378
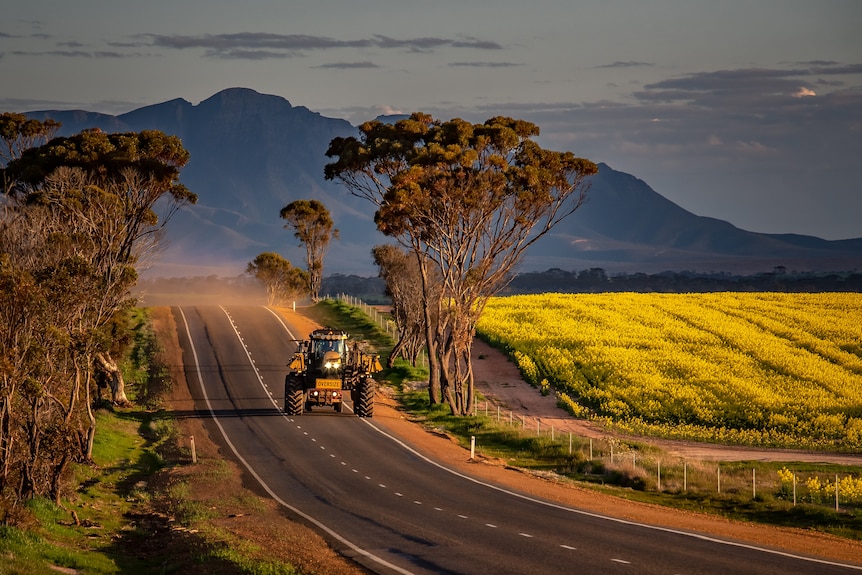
left=470, top=338, right=862, bottom=465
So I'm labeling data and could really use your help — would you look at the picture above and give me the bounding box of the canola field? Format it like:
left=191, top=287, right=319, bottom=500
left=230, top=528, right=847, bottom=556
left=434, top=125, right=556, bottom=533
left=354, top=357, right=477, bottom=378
left=476, top=293, right=862, bottom=450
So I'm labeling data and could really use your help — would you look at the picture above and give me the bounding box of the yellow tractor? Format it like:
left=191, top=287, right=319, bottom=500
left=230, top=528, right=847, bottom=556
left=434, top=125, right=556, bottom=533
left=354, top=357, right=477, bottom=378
left=284, top=328, right=381, bottom=417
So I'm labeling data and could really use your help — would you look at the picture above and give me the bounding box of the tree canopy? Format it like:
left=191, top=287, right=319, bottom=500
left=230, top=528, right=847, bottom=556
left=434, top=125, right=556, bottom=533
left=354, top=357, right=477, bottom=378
left=0, top=120, right=194, bottom=514
left=246, top=252, right=309, bottom=306
left=279, top=199, right=338, bottom=302
left=326, top=113, right=597, bottom=415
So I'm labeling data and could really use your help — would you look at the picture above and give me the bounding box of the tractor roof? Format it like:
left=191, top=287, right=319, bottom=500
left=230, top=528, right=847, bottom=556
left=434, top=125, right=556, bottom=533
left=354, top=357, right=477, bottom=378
left=310, top=328, right=348, bottom=340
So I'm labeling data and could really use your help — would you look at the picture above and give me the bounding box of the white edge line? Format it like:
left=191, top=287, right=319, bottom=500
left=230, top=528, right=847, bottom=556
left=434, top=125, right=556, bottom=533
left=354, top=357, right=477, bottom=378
left=264, top=306, right=862, bottom=572
left=355, top=387, right=862, bottom=571
left=177, top=306, right=414, bottom=575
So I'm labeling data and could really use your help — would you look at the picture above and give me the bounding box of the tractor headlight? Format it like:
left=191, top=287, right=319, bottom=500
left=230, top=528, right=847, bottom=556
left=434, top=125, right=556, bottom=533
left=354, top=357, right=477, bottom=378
left=324, top=359, right=341, bottom=370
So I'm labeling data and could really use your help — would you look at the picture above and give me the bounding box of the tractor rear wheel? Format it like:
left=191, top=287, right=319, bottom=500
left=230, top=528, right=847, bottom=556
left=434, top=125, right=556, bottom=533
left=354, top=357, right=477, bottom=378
left=356, top=377, right=375, bottom=418
left=284, top=375, right=304, bottom=416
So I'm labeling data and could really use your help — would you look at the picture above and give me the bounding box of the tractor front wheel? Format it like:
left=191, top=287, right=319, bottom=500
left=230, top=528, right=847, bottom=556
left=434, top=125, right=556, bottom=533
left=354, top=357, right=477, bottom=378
left=355, top=377, right=375, bottom=418
left=284, top=375, right=304, bottom=416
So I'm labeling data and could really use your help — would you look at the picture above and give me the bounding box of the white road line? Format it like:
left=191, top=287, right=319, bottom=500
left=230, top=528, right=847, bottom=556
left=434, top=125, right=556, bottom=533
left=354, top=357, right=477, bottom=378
left=178, top=307, right=414, bottom=575
left=258, top=306, right=862, bottom=573
left=351, top=397, right=862, bottom=571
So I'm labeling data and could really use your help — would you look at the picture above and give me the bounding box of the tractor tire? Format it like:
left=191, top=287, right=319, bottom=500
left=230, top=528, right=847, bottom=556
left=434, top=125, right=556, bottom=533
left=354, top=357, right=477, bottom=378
left=355, top=377, right=375, bottom=418
left=334, top=402, right=343, bottom=413
left=284, top=375, right=304, bottom=416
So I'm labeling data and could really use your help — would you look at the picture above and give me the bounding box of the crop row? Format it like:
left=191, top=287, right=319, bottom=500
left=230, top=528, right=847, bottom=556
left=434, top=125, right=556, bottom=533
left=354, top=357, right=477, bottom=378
left=476, top=293, right=862, bottom=449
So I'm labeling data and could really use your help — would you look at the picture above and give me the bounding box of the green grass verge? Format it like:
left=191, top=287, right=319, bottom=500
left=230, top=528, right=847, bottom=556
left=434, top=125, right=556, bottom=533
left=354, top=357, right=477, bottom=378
left=0, top=307, right=300, bottom=574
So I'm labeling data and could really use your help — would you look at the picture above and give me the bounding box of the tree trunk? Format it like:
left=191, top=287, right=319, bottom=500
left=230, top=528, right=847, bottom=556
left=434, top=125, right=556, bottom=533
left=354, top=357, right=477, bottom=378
left=95, top=352, right=130, bottom=406
left=418, top=255, right=442, bottom=404
left=386, top=335, right=406, bottom=368
left=85, top=367, right=96, bottom=461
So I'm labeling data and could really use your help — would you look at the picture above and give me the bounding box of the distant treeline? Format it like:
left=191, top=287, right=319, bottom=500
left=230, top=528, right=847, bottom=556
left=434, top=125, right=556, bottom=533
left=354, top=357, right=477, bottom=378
left=136, top=267, right=861, bottom=307
left=322, top=267, right=862, bottom=301
left=503, top=267, right=862, bottom=294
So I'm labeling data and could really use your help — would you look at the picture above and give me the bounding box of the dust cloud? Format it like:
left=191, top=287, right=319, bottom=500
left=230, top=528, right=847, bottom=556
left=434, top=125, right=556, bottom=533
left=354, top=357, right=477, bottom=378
left=133, top=275, right=272, bottom=307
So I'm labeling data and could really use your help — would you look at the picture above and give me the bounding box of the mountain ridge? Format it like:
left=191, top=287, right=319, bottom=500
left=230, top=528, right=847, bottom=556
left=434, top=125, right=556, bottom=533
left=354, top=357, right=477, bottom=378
left=23, top=88, right=862, bottom=277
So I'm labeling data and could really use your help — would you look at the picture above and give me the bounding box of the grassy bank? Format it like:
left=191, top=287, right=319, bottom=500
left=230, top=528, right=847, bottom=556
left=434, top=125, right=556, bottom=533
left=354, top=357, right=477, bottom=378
left=0, top=308, right=302, bottom=575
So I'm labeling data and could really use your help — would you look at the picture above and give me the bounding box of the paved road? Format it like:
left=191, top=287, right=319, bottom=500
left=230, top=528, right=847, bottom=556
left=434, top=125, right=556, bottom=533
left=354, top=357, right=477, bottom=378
left=173, top=305, right=862, bottom=575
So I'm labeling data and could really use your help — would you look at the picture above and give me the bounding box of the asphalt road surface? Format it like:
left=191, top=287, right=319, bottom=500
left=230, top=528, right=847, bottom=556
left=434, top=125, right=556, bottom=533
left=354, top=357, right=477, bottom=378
left=173, top=305, right=862, bottom=575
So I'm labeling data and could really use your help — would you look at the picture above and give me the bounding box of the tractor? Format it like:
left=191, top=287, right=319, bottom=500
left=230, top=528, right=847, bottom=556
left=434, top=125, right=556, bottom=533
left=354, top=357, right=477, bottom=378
left=284, top=328, right=382, bottom=417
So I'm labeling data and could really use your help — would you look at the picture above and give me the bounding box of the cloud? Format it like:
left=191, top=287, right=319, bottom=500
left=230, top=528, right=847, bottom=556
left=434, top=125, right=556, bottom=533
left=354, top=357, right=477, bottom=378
left=595, top=61, right=653, bottom=69
left=11, top=49, right=139, bottom=58
left=314, top=61, right=380, bottom=69
left=448, top=61, right=520, bottom=68
left=792, top=87, right=816, bottom=98
left=206, top=49, right=290, bottom=60
left=144, top=32, right=501, bottom=60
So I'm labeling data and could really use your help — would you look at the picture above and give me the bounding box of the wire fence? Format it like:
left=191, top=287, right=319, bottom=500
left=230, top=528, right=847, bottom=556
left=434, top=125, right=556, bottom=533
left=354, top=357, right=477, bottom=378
left=469, top=398, right=862, bottom=509
left=328, top=293, right=862, bottom=510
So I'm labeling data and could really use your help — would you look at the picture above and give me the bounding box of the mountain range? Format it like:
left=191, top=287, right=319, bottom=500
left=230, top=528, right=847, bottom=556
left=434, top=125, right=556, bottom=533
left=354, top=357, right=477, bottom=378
left=25, top=87, right=862, bottom=278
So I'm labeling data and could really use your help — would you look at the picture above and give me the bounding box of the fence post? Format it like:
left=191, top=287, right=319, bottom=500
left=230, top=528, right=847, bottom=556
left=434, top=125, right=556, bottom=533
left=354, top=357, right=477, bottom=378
left=470, top=436, right=476, bottom=460
left=190, top=436, right=197, bottom=464
left=792, top=472, right=796, bottom=506
left=717, top=466, right=721, bottom=494
left=836, top=473, right=840, bottom=512
left=657, top=460, right=661, bottom=491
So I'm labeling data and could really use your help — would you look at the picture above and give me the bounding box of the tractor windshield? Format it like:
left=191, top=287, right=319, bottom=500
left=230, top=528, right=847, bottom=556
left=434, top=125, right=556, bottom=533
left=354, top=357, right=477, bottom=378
left=313, top=338, right=345, bottom=357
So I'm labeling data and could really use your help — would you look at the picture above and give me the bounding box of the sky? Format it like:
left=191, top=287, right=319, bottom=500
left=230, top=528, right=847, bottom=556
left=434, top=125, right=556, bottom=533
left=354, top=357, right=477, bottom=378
left=2, top=0, right=861, bottom=240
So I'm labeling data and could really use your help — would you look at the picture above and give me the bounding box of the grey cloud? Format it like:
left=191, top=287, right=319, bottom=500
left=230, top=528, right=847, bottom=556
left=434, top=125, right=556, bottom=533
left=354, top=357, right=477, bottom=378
left=147, top=32, right=367, bottom=51
left=206, top=49, right=291, bottom=60
left=809, top=63, right=862, bottom=75
left=448, top=61, right=520, bottom=68
left=451, top=37, right=504, bottom=50
left=595, top=61, right=653, bottom=69
left=314, top=61, right=379, bottom=69
left=144, top=32, right=501, bottom=59
left=12, top=49, right=139, bottom=59
left=57, top=41, right=85, bottom=48
left=13, top=49, right=91, bottom=57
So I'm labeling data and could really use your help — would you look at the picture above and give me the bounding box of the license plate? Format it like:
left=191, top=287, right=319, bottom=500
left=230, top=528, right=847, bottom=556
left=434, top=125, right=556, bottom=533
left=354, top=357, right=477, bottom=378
left=315, top=378, right=342, bottom=389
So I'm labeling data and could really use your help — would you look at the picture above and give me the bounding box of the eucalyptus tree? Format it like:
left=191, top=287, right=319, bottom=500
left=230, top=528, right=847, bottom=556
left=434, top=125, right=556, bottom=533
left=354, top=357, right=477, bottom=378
left=326, top=114, right=597, bottom=415
left=246, top=252, right=309, bottom=305
left=0, top=127, right=194, bottom=506
left=372, top=244, right=437, bottom=368
left=279, top=200, right=338, bottom=302
left=0, top=113, right=60, bottom=165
